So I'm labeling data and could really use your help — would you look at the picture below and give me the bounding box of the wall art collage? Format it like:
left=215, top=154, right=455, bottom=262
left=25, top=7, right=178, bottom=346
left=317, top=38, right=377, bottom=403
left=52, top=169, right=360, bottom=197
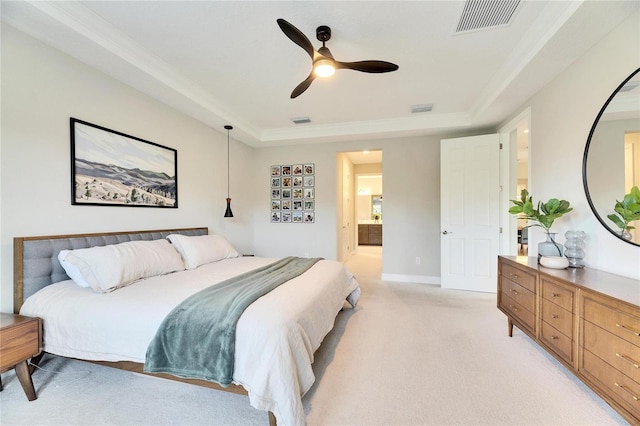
left=270, top=163, right=315, bottom=223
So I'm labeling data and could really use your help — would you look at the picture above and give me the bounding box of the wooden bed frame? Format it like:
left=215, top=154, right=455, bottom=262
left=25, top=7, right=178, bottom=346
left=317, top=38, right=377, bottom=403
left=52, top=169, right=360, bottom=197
left=14, top=227, right=276, bottom=425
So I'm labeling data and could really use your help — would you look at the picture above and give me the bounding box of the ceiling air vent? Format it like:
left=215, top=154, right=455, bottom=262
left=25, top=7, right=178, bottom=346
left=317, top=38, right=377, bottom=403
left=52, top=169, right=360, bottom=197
left=456, top=0, right=521, bottom=33
left=291, top=117, right=311, bottom=124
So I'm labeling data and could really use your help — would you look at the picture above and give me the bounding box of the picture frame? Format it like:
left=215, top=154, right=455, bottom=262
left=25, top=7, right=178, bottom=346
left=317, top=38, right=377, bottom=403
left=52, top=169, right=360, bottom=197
left=71, top=118, right=177, bottom=208
left=270, top=163, right=315, bottom=223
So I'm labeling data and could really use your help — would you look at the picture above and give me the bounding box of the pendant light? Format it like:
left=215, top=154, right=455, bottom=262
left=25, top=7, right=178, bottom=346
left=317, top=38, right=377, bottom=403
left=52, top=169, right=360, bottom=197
left=224, top=125, right=234, bottom=218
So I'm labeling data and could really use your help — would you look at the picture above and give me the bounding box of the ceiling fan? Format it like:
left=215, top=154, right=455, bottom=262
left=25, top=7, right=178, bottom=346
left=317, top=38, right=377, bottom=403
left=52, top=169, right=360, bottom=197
left=277, top=18, right=399, bottom=98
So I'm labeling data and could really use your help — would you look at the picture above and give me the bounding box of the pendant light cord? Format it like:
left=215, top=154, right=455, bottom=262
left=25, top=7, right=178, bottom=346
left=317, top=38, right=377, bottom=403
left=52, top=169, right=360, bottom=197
left=225, top=125, right=233, bottom=198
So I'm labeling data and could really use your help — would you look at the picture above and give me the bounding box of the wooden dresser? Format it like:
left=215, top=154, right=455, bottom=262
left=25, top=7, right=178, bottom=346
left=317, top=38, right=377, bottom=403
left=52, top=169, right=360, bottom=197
left=497, top=256, right=640, bottom=424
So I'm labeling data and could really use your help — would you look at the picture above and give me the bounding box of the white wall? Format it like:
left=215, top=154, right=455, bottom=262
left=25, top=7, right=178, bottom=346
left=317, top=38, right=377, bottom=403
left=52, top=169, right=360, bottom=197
left=0, top=24, right=254, bottom=312
left=515, top=10, right=640, bottom=278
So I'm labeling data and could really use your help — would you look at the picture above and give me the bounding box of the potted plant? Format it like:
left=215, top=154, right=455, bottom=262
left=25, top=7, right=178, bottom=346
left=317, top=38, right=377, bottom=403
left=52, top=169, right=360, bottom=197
left=509, top=189, right=573, bottom=257
left=607, top=186, right=640, bottom=240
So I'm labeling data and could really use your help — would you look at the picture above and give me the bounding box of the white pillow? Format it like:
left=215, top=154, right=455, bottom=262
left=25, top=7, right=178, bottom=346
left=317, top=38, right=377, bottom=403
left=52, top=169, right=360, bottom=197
left=166, top=234, right=240, bottom=269
left=58, top=239, right=185, bottom=292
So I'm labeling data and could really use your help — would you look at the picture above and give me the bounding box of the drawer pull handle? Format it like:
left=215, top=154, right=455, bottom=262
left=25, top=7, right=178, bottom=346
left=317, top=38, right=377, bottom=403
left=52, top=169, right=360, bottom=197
left=552, top=314, right=559, bottom=319
left=551, top=292, right=560, bottom=298
left=616, top=353, right=640, bottom=368
left=616, top=323, right=640, bottom=337
left=551, top=335, right=559, bottom=340
left=614, top=382, right=639, bottom=401
left=510, top=289, right=518, bottom=295
left=509, top=305, right=519, bottom=312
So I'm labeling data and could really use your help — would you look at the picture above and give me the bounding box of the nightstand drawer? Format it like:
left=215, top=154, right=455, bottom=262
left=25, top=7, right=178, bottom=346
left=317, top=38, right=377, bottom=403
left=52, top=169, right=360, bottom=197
left=0, top=316, right=41, bottom=371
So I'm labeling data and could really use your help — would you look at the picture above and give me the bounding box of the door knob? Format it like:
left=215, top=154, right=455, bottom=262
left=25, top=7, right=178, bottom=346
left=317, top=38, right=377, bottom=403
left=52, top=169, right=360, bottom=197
left=442, top=230, right=452, bottom=235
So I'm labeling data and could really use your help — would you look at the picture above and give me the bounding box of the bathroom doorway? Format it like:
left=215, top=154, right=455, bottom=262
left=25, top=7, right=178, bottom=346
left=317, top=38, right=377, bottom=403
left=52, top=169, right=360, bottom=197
left=336, top=150, right=383, bottom=263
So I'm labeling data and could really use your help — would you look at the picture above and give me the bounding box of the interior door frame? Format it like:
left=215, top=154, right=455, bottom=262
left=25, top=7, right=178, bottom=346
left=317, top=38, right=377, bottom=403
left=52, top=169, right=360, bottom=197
left=498, top=107, right=531, bottom=256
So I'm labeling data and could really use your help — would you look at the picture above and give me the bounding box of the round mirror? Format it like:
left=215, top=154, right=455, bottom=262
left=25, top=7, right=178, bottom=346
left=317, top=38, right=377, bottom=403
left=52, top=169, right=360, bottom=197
left=583, top=67, right=640, bottom=246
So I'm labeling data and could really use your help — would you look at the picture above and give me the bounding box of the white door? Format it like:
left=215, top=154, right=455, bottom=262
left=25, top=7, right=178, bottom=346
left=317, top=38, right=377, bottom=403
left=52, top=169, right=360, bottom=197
left=441, top=134, right=500, bottom=292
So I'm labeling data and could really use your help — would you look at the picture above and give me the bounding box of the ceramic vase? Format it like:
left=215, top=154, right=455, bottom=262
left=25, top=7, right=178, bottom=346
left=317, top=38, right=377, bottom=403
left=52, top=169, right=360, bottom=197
left=538, top=232, right=563, bottom=261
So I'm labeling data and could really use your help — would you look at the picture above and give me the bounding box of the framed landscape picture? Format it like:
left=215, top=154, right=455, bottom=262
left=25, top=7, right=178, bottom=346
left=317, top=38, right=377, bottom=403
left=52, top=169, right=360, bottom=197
left=71, top=118, right=177, bottom=208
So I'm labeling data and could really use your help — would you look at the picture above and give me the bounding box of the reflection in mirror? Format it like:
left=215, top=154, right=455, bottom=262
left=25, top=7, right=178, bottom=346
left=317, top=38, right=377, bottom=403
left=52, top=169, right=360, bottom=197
left=371, top=195, right=383, bottom=222
left=584, top=67, right=640, bottom=246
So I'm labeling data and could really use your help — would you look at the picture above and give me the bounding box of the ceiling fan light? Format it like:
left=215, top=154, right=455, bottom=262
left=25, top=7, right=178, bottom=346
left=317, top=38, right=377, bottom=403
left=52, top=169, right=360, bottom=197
left=314, top=58, right=335, bottom=78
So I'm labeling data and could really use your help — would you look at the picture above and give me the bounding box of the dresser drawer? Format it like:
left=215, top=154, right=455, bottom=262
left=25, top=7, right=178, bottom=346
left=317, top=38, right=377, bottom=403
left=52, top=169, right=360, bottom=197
left=541, top=278, right=574, bottom=312
left=501, top=293, right=535, bottom=332
left=582, top=296, right=640, bottom=348
left=541, top=300, right=573, bottom=338
left=501, top=278, right=535, bottom=314
left=582, top=349, right=640, bottom=420
left=501, top=263, right=536, bottom=292
left=0, top=319, right=40, bottom=371
left=541, top=320, right=573, bottom=363
left=583, top=320, right=640, bottom=383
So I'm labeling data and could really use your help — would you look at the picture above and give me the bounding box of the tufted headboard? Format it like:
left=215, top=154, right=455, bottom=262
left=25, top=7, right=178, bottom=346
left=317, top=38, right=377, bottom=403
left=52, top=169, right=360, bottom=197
left=13, top=227, right=208, bottom=313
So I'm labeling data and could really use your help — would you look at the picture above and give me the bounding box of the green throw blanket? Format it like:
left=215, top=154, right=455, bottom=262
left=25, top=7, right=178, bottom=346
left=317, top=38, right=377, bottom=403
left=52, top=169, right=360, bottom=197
left=144, top=256, right=321, bottom=386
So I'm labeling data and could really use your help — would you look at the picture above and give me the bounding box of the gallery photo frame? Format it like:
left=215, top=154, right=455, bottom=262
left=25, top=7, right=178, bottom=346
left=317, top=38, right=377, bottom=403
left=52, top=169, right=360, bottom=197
left=270, top=163, right=315, bottom=223
left=70, top=118, right=178, bottom=208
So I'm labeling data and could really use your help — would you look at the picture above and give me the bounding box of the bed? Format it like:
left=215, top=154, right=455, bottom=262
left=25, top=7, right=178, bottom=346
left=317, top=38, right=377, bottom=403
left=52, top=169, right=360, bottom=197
left=14, top=227, right=360, bottom=425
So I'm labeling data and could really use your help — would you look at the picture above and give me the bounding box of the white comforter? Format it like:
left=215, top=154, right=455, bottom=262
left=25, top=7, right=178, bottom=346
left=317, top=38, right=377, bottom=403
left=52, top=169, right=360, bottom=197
left=20, top=256, right=360, bottom=425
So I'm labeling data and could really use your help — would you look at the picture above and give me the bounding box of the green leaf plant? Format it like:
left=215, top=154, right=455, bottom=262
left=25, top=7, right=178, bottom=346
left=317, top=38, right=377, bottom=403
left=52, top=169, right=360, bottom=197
left=607, top=186, right=640, bottom=239
left=509, top=189, right=573, bottom=256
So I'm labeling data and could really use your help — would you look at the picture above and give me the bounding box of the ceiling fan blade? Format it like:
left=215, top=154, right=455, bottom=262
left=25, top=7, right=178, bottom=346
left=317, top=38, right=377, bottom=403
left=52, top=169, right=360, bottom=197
left=336, top=60, right=399, bottom=73
left=277, top=18, right=315, bottom=59
left=291, top=73, right=316, bottom=99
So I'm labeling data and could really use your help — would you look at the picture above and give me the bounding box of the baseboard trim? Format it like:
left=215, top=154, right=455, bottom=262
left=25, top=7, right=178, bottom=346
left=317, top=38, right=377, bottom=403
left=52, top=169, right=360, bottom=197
left=381, top=274, right=441, bottom=285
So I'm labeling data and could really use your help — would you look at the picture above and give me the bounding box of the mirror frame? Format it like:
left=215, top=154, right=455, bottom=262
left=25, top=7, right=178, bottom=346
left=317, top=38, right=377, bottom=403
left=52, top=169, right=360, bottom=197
left=582, top=67, right=640, bottom=247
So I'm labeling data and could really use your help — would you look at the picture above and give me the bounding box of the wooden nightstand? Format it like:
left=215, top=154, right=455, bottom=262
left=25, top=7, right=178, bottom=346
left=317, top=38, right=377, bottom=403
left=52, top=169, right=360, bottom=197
left=0, top=313, right=42, bottom=401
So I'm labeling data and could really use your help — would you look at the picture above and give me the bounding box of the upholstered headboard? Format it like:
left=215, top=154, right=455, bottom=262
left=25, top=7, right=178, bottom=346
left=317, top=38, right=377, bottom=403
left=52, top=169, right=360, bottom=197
left=13, top=227, right=208, bottom=313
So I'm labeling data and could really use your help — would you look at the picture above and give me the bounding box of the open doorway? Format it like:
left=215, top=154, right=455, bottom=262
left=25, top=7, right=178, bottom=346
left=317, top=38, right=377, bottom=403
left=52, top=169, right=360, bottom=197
left=336, top=150, right=382, bottom=264
left=499, top=108, right=530, bottom=255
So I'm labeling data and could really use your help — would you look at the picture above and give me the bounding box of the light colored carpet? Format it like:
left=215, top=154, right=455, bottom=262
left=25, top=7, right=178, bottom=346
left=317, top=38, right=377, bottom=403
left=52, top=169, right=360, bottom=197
left=0, top=247, right=628, bottom=425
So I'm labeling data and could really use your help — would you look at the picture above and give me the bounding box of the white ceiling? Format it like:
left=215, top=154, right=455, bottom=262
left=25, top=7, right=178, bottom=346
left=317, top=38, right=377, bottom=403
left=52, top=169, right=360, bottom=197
left=2, top=0, right=637, bottom=147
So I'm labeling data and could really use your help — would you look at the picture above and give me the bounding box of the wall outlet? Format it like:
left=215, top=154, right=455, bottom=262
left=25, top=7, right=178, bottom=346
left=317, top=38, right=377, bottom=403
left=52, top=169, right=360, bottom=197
left=415, top=257, right=421, bottom=265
